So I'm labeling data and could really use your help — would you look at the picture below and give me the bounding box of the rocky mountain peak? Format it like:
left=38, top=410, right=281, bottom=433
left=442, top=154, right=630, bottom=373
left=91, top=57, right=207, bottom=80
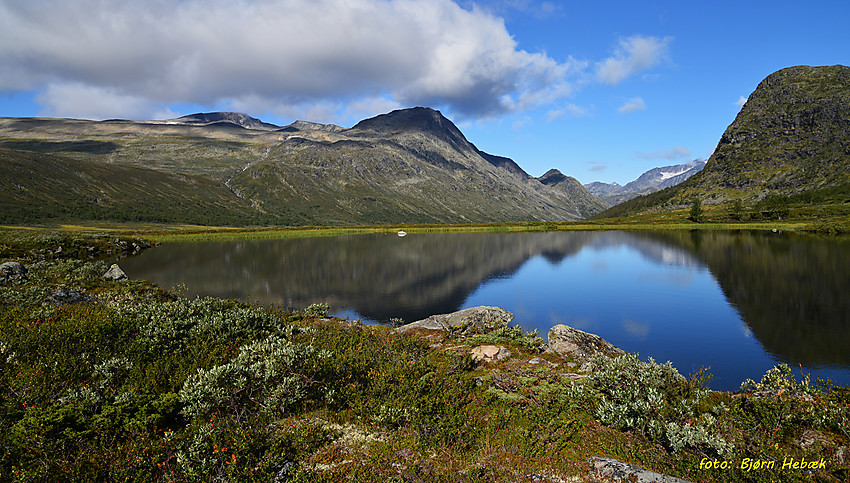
left=171, top=112, right=279, bottom=130
left=280, top=120, right=345, bottom=133
left=538, top=169, right=569, bottom=186
left=349, top=107, right=470, bottom=145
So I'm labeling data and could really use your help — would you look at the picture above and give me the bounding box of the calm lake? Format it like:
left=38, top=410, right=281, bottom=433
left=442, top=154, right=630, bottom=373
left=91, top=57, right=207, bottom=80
left=120, top=230, right=850, bottom=391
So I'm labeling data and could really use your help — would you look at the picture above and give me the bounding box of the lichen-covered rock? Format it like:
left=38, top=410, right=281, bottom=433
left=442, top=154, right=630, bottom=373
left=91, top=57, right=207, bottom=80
left=103, top=263, right=128, bottom=281
left=545, top=324, right=625, bottom=361
left=0, top=261, right=27, bottom=284
left=395, top=306, right=514, bottom=335
left=470, top=345, right=511, bottom=363
left=589, top=457, right=693, bottom=483
left=47, top=288, right=95, bottom=305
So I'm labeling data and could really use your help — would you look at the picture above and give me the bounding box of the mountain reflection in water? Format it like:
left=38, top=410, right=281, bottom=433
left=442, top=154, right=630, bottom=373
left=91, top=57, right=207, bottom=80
left=121, top=230, right=850, bottom=390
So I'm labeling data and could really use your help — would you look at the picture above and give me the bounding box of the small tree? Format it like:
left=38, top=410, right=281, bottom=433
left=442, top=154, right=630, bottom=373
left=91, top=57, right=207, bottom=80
left=688, top=197, right=703, bottom=223
left=728, top=199, right=744, bottom=221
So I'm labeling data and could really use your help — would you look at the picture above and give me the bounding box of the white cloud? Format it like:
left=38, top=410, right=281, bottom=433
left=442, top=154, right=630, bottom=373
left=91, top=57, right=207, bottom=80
left=735, top=95, right=748, bottom=108
left=512, top=115, right=533, bottom=131
left=36, top=82, right=177, bottom=120
left=596, top=35, right=672, bottom=85
left=617, top=97, right=646, bottom=114
left=0, top=0, right=580, bottom=121
left=547, top=103, right=589, bottom=121
left=637, top=147, right=691, bottom=160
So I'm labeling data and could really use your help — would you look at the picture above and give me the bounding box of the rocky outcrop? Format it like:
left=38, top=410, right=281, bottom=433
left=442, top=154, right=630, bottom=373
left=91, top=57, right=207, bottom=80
left=545, top=324, right=625, bottom=361
left=0, top=261, right=27, bottom=284
left=103, top=264, right=128, bottom=281
left=395, top=306, right=514, bottom=335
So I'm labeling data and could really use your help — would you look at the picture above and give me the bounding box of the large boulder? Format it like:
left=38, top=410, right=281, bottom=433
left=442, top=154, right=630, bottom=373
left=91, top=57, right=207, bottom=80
left=0, top=261, right=27, bottom=284
left=395, top=306, right=514, bottom=335
left=103, top=264, right=128, bottom=281
left=545, top=324, right=625, bottom=361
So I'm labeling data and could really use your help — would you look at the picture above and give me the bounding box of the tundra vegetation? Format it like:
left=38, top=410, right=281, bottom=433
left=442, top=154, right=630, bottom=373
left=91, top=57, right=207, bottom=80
left=0, top=230, right=848, bottom=482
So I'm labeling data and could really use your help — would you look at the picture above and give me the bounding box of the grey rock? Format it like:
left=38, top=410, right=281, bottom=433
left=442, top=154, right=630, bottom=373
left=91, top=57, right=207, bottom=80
left=47, top=288, right=94, bottom=305
left=395, top=306, right=514, bottom=335
left=545, top=324, right=625, bottom=361
left=103, top=264, right=128, bottom=281
left=272, top=458, right=298, bottom=483
left=589, top=457, right=694, bottom=483
left=0, top=261, right=27, bottom=284
left=797, top=429, right=832, bottom=449
left=836, top=446, right=847, bottom=465
left=470, top=345, right=512, bottom=363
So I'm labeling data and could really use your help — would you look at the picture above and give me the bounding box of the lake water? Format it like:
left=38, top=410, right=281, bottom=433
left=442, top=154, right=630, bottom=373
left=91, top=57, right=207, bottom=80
left=120, top=230, right=850, bottom=391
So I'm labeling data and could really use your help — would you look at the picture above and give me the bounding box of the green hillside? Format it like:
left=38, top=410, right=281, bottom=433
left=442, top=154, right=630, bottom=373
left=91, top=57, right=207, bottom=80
left=594, top=65, right=850, bottom=220
left=0, top=108, right=606, bottom=226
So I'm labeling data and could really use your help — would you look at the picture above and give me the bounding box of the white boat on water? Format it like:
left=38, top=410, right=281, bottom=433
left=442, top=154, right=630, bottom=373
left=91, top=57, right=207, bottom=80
left=398, top=230, right=407, bottom=237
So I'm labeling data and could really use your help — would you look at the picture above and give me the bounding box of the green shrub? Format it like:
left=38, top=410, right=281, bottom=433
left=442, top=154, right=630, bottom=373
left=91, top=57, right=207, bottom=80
left=179, top=335, right=332, bottom=420
left=583, top=353, right=730, bottom=455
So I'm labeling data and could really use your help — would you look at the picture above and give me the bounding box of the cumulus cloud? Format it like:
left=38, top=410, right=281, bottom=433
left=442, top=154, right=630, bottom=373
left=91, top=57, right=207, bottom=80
left=735, top=95, right=748, bottom=108
left=636, top=147, right=692, bottom=160
left=0, top=0, right=581, bottom=121
left=617, top=97, right=646, bottom=114
left=596, top=35, right=672, bottom=85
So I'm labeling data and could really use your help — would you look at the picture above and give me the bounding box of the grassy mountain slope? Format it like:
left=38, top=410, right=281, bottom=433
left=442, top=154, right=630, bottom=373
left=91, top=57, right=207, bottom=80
left=0, top=108, right=605, bottom=226
left=594, top=65, right=850, bottom=219
left=0, top=147, right=265, bottom=225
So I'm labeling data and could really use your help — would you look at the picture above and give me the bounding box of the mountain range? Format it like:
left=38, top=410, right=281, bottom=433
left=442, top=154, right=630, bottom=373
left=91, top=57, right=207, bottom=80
left=0, top=107, right=607, bottom=225
left=2, top=64, right=846, bottom=226
left=585, top=159, right=706, bottom=205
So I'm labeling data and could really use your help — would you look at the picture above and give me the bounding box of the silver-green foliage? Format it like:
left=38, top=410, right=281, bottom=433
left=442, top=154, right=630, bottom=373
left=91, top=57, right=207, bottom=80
left=117, top=296, right=298, bottom=353
left=179, top=335, right=332, bottom=420
left=304, top=302, right=330, bottom=317
left=584, top=353, right=730, bottom=455
left=740, top=363, right=809, bottom=397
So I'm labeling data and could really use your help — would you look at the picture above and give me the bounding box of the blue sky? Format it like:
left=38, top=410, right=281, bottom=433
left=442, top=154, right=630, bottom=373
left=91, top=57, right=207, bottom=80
left=1, top=0, right=848, bottom=184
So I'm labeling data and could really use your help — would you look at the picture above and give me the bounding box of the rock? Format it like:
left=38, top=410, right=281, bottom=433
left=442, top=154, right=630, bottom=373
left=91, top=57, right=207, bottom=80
left=545, top=324, right=625, bottom=361
left=470, top=345, right=512, bottom=363
left=797, top=429, right=832, bottom=449
left=103, top=264, right=128, bottom=281
left=836, top=446, right=848, bottom=465
left=0, top=261, right=27, bottom=284
left=47, top=288, right=95, bottom=305
left=395, top=306, right=514, bottom=335
left=589, top=457, right=694, bottom=483
left=272, top=458, right=298, bottom=483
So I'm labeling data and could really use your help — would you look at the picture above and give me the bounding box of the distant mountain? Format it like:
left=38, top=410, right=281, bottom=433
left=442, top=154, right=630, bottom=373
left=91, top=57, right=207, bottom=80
left=585, top=160, right=706, bottom=205
left=538, top=169, right=610, bottom=218
left=169, top=112, right=281, bottom=131
left=594, top=65, right=850, bottom=219
left=0, top=107, right=606, bottom=225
